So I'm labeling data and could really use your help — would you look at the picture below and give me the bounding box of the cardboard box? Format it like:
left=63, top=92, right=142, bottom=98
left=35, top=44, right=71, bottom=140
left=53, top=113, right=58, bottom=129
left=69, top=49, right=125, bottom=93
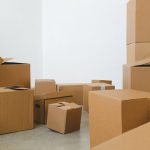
left=127, top=43, right=150, bottom=64
left=91, top=80, right=112, bottom=85
left=89, top=89, right=150, bottom=147
left=34, top=91, right=74, bottom=124
left=57, top=83, right=84, bottom=105
left=47, top=102, right=82, bottom=134
left=0, top=88, right=34, bottom=134
left=91, top=122, right=150, bottom=150
left=83, top=83, right=115, bottom=112
left=0, top=62, right=30, bottom=88
left=34, top=79, right=56, bottom=95
left=127, top=0, right=150, bottom=44
left=123, top=57, right=150, bottom=92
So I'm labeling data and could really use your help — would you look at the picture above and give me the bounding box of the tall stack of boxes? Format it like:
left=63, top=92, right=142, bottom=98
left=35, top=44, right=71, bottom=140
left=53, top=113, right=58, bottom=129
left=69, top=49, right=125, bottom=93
left=123, top=0, right=150, bottom=92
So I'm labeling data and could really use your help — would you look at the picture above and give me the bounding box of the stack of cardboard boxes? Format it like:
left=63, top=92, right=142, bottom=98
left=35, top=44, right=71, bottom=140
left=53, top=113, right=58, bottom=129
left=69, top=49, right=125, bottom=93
left=123, top=0, right=150, bottom=92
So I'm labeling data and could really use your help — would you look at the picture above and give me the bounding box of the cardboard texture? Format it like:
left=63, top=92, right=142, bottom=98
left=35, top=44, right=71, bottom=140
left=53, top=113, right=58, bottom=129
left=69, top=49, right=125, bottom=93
left=34, top=91, right=74, bottom=124
left=89, top=89, right=150, bottom=147
left=0, top=62, right=30, bottom=88
left=83, top=83, right=115, bottom=112
left=91, top=80, right=112, bottom=85
left=127, top=0, right=150, bottom=44
left=57, top=83, right=84, bottom=105
left=34, top=79, right=56, bottom=96
left=127, top=43, right=150, bottom=64
left=123, top=57, right=150, bottom=92
left=0, top=88, right=34, bottom=134
left=47, top=102, right=82, bottom=134
left=91, top=123, right=150, bottom=150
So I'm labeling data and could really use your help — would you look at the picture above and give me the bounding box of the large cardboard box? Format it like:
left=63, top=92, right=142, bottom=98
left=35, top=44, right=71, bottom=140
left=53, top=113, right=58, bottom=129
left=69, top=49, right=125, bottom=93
left=91, top=80, right=112, bottom=85
left=34, top=92, right=74, bottom=124
left=83, top=83, right=115, bottom=112
left=0, top=88, right=34, bottom=134
left=123, top=57, right=150, bottom=92
left=127, top=43, right=150, bottom=64
left=0, top=62, right=30, bottom=88
left=47, top=102, right=82, bottom=134
left=91, top=123, right=150, bottom=150
left=89, top=89, right=150, bottom=147
left=127, top=0, right=150, bottom=44
left=34, top=79, right=56, bottom=95
left=57, top=83, right=84, bottom=105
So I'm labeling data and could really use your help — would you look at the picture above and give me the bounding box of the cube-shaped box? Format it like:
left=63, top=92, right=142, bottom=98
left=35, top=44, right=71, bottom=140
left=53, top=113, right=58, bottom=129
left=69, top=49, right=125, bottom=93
left=89, top=89, right=150, bottom=147
left=127, top=0, right=150, bottom=44
left=57, top=83, right=84, bottom=105
left=123, top=57, right=150, bottom=92
left=47, top=102, right=82, bottom=134
left=34, top=91, right=74, bottom=124
left=127, top=43, right=150, bottom=64
left=91, top=122, right=150, bottom=150
left=83, top=83, right=115, bottom=112
left=0, top=87, right=34, bottom=134
left=0, top=62, right=30, bottom=88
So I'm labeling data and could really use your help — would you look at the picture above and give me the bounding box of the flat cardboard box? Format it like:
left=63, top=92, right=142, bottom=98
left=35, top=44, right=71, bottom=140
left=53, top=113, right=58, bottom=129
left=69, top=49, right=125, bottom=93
left=57, top=83, right=84, bottom=105
left=34, top=91, right=74, bottom=124
left=127, top=43, right=150, bottom=64
left=89, top=89, right=150, bottom=147
left=123, top=57, right=150, bottom=92
left=127, top=0, right=150, bottom=44
left=0, top=62, right=30, bottom=88
left=91, top=80, right=112, bottom=85
left=91, top=122, right=150, bottom=150
left=34, top=79, right=56, bottom=96
left=47, top=102, right=82, bottom=134
left=0, top=88, right=34, bottom=134
left=83, top=83, right=115, bottom=112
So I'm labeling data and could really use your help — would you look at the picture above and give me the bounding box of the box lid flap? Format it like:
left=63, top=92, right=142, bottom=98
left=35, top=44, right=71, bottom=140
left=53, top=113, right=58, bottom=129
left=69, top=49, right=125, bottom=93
left=129, top=57, right=150, bottom=67
left=0, top=57, right=13, bottom=64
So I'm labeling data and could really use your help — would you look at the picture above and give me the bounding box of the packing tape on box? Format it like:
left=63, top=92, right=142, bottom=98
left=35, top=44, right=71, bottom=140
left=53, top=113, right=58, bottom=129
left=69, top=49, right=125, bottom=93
left=100, top=85, right=106, bottom=90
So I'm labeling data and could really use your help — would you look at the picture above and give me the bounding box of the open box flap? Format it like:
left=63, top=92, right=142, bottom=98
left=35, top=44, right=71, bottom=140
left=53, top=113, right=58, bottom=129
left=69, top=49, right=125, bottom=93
left=0, top=57, right=13, bottom=65
left=129, top=57, right=150, bottom=67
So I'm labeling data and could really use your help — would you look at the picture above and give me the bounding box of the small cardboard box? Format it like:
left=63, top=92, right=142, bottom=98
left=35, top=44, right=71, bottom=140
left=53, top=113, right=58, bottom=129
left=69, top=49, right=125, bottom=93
left=91, top=122, right=150, bottom=150
left=34, top=79, right=56, bottom=95
left=91, top=80, right=112, bottom=85
left=127, top=43, right=150, bottom=64
left=127, top=0, right=150, bottom=44
left=123, top=57, right=150, bottom=92
left=34, top=91, right=74, bottom=124
left=0, top=57, right=30, bottom=88
left=57, top=83, right=84, bottom=105
left=89, top=89, right=150, bottom=147
left=47, top=102, right=82, bottom=134
left=83, top=83, right=115, bottom=112
left=0, top=87, right=34, bottom=134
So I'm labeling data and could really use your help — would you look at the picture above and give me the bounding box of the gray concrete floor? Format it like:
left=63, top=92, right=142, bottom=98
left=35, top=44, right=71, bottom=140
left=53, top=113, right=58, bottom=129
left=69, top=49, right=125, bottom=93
left=0, top=111, right=89, bottom=150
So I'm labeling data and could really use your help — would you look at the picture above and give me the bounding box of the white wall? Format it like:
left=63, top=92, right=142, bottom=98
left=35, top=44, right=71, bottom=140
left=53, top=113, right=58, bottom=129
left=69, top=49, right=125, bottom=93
left=0, top=0, right=43, bottom=86
left=43, top=0, right=126, bottom=88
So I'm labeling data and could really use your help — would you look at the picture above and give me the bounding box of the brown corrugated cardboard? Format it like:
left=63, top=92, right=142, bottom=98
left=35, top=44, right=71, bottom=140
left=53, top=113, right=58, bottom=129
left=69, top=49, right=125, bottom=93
left=127, top=0, right=150, bottom=44
left=57, top=83, right=84, bottom=105
left=0, top=62, right=30, bottom=88
left=47, top=102, right=82, bottom=134
left=89, top=89, right=150, bottom=147
left=0, top=88, right=34, bottom=134
left=83, top=83, right=115, bottom=112
left=34, top=91, right=74, bottom=124
left=34, top=79, right=56, bottom=96
left=91, top=80, right=112, bottom=85
left=91, top=122, right=150, bottom=150
left=123, top=57, right=150, bottom=92
left=127, top=43, right=150, bottom=64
